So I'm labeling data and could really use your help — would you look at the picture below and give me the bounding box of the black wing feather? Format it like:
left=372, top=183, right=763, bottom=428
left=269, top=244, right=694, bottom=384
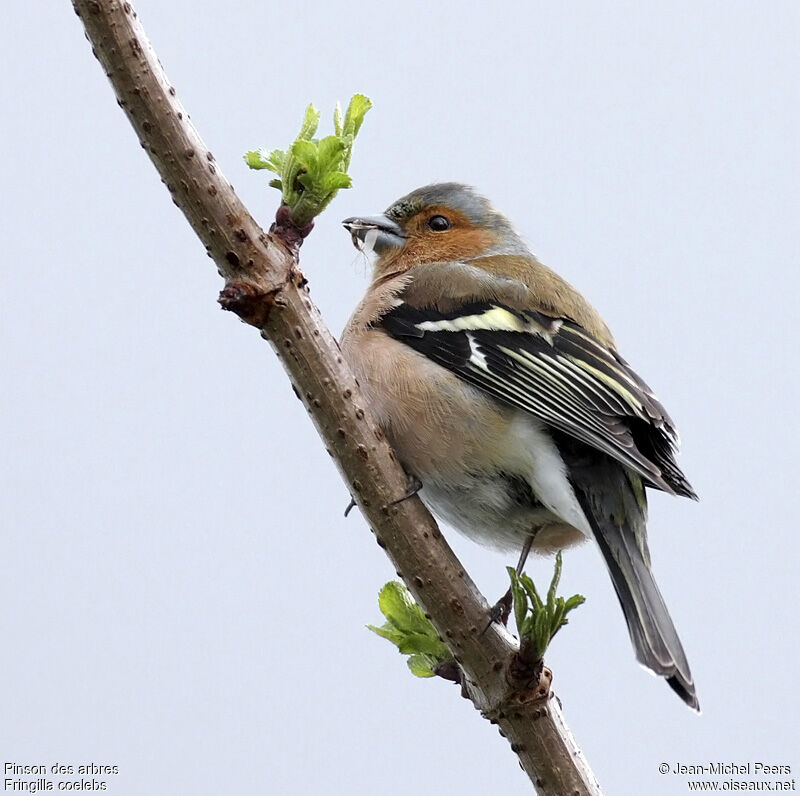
left=380, top=300, right=696, bottom=499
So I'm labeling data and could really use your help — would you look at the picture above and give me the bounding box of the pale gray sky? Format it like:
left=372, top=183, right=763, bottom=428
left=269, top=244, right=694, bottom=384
left=3, top=1, right=799, bottom=794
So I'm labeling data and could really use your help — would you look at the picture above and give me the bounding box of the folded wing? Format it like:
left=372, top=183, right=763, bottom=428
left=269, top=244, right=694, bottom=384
left=380, top=298, right=696, bottom=499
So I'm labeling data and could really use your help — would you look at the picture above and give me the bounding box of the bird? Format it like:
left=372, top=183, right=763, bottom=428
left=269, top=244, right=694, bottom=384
left=340, top=183, right=699, bottom=710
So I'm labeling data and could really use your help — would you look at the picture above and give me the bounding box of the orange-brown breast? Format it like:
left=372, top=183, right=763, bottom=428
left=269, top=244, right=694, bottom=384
left=341, top=272, right=514, bottom=480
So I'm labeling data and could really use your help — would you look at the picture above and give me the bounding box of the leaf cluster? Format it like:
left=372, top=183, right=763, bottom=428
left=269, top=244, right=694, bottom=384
left=508, top=553, right=585, bottom=663
left=244, top=94, right=372, bottom=228
left=367, top=582, right=452, bottom=678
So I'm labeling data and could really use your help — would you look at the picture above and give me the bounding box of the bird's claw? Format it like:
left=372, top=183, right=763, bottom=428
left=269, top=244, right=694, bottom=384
left=482, top=587, right=513, bottom=634
left=386, top=474, right=423, bottom=507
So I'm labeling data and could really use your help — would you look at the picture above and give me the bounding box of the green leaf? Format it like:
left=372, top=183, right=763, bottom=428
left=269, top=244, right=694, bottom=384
left=243, top=148, right=285, bottom=173
left=322, top=172, right=352, bottom=192
left=547, top=552, right=563, bottom=613
left=521, top=573, right=543, bottom=613
left=290, top=139, right=318, bottom=171
left=317, top=135, right=345, bottom=172
left=396, top=632, right=449, bottom=657
left=244, top=149, right=272, bottom=171
left=333, top=101, right=344, bottom=137
left=343, top=93, right=372, bottom=138
left=508, top=567, right=526, bottom=633
left=367, top=622, right=406, bottom=646
left=367, top=620, right=450, bottom=659
left=507, top=556, right=585, bottom=663
left=298, top=104, right=320, bottom=141
left=296, top=172, right=318, bottom=192
left=551, top=599, right=567, bottom=634
left=377, top=582, right=432, bottom=637
left=521, top=615, right=534, bottom=638
left=244, top=94, right=371, bottom=227
left=369, top=581, right=453, bottom=678
left=565, top=594, right=586, bottom=611
left=243, top=150, right=267, bottom=170
left=407, top=654, right=438, bottom=678
left=533, top=610, right=549, bottom=659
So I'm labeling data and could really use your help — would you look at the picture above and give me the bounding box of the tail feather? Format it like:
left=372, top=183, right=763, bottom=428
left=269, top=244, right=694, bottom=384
left=591, top=514, right=699, bottom=710
left=566, top=458, right=699, bottom=711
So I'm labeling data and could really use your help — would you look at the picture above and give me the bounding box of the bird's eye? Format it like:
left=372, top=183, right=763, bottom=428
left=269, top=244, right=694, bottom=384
left=427, top=215, right=451, bottom=232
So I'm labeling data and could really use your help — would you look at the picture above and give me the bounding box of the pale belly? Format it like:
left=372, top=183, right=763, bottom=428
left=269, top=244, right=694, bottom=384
left=420, top=472, right=586, bottom=555
left=343, top=329, right=589, bottom=555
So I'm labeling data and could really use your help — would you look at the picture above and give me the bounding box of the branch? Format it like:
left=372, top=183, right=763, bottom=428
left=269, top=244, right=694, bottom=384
left=70, top=2, right=602, bottom=793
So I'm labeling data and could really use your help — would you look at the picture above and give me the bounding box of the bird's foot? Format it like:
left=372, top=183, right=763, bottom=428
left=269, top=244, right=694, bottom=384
left=349, top=472, right=422, bottom=515
left=483, top=587, right=513, bottom=633
left=386, top=474, right=423, bottom=508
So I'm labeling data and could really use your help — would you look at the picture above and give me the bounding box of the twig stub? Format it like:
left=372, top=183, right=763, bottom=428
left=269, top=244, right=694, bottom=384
left=218, top=281, right=280, bottom=328
left=272, top=204, right=315, bottom=251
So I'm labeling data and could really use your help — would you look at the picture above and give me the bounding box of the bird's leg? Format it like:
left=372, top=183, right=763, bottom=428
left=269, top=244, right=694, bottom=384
left=515, top=534, right=535, bottom=573
left=487, top=533, right=536, bottom=628
left=349, top=474, right=422, bottom=516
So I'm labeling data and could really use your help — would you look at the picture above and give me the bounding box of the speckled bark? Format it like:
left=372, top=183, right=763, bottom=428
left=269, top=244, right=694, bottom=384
left=70, top=2, right=602, bottom=793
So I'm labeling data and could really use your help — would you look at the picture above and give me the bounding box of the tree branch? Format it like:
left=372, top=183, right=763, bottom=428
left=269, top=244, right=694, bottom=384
left=70, top=2, right=602, bottom=792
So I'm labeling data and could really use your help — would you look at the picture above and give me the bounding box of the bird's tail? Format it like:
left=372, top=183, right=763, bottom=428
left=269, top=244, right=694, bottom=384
left=571, top=467, right=699, bottom=710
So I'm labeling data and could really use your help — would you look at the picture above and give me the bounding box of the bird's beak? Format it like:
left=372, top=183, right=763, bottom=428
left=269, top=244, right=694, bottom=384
left=342, top=215, right=406, bottom=255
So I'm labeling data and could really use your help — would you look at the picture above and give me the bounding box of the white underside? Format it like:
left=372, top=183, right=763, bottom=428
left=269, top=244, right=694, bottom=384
left=510, top=414, right=593, bottom=539
left=419, top=412, right=593, bottom=554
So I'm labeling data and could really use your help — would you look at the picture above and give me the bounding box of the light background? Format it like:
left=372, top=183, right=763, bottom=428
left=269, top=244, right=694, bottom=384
left=3, top=2, right=799, bottom=794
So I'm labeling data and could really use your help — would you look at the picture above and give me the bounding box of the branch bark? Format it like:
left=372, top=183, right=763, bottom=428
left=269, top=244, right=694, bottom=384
left=70, top=2, right=602, bottom=793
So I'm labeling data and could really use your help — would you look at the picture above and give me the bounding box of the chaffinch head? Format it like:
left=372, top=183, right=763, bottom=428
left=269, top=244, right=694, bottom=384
left=341, top=183, right=698, bottom=710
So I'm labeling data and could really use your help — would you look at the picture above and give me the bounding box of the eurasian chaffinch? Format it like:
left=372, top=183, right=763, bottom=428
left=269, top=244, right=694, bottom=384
left=341, top=183, right=698, bottom=710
